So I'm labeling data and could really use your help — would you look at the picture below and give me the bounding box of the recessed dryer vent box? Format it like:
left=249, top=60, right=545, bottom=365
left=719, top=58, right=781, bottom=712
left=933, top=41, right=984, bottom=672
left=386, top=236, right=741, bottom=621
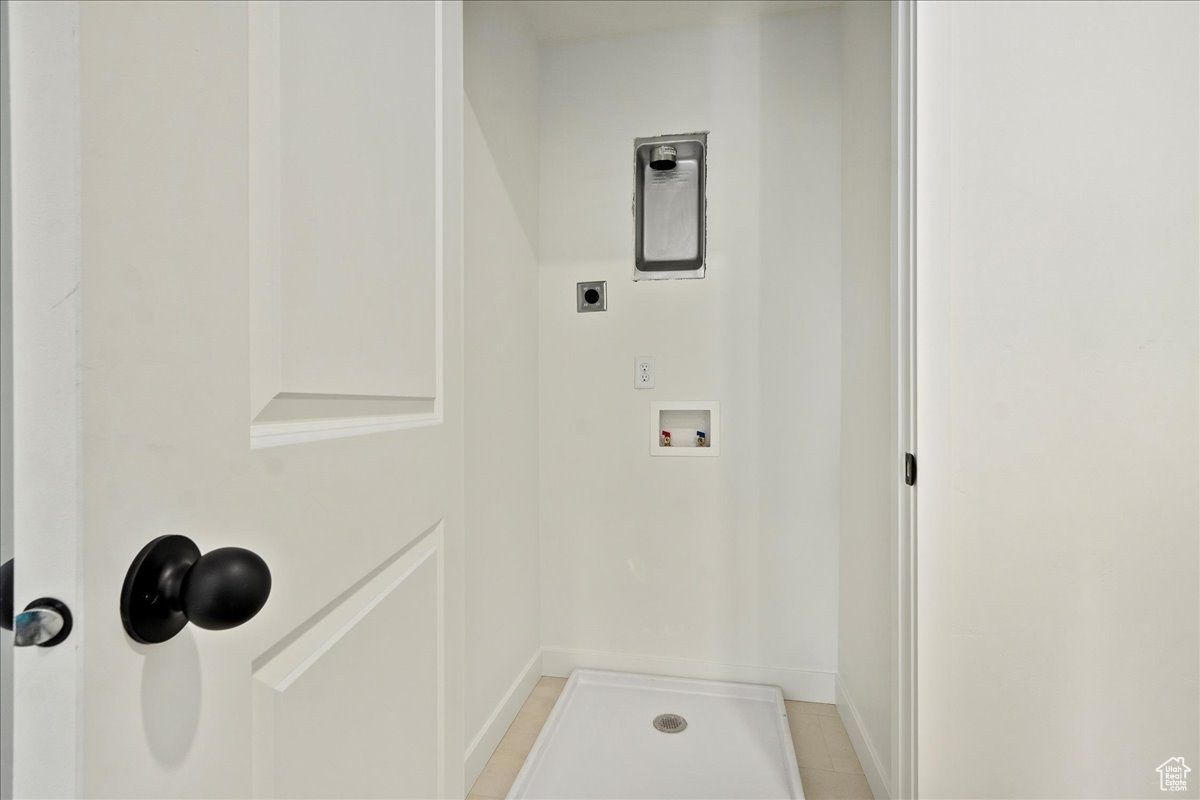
left=634, top=133, right=707, bottom=280
left=650, top=401, right=719, bottom=457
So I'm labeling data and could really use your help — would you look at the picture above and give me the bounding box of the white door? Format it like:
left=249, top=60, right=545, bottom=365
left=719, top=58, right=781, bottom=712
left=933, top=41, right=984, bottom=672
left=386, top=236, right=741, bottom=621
left=8, top=1, right=464, bottom=797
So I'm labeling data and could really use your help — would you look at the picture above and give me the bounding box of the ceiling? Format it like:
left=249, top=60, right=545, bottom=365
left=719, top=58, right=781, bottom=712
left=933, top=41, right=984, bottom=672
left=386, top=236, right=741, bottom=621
left=516, top=0, right=839, bottom=44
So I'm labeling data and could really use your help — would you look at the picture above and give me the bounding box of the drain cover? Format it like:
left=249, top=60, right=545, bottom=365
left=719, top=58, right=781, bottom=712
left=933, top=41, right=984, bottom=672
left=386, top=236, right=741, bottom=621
left=652, top=713, right=688, bottom=733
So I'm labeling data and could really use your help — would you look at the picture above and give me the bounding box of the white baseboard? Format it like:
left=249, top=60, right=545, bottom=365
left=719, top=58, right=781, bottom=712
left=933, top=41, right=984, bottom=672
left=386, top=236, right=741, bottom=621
left=541, top=646, right=835, bottom=703
left=465, top=649, right=542, bottom=788
left=835, top=674, right=891, bottom=800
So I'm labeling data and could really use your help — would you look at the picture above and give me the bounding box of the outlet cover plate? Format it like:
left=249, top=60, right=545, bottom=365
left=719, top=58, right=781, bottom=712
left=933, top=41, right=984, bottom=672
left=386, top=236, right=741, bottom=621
left=577, top=281, right=607, bottom=312
left=634, top=357, right=655, bottom=389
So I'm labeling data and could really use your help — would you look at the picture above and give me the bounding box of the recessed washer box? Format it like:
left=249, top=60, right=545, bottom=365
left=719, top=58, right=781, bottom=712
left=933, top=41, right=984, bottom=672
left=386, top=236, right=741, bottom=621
left=650, top=401, right=719, bottom=457
left=507, top=670, right=803, bottom=799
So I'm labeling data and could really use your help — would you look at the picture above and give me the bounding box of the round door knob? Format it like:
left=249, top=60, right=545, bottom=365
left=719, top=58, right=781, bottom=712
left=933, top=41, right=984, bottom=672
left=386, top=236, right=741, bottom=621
left=121, top=535, right=271, bottom=644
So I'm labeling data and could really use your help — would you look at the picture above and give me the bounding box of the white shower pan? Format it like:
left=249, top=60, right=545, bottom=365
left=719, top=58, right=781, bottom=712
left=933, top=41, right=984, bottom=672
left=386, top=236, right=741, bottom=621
left=507, top=670, right=804, bottom=799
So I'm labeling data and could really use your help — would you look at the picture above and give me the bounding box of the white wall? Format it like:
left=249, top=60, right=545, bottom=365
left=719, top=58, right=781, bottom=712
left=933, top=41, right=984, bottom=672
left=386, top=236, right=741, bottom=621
left=836, top=1, right=893, bottom=798
left=915, top=2, right=1199, bottom=797
left=538, top=8, right=843, bottom=700
left=463, top=0, right=542, bottom=782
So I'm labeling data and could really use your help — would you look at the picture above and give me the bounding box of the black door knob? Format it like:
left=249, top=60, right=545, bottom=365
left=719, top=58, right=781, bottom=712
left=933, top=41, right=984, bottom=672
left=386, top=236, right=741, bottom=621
left=121, top=535, right=271, bottom=644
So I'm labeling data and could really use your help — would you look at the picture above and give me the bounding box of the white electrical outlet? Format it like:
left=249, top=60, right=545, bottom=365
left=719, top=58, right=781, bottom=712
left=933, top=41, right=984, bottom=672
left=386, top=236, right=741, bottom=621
left=634, top=357, right=655, bottom=389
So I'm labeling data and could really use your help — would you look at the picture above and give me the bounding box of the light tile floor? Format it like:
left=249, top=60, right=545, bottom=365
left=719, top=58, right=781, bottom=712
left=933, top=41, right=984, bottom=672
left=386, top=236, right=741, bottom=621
left=468, top=677, right=873, bottom=800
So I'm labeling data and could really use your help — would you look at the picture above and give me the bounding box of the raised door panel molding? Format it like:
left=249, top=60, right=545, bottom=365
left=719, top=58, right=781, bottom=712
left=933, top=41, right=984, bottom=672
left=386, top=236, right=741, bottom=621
left=252, top=526, right=444, bottom=799
left=249, top=0, right=445, bottom=444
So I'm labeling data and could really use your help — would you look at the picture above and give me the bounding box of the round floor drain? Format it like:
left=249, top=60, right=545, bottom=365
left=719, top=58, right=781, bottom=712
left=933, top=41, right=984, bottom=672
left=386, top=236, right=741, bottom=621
left=652, top=713, right=688, bottom=733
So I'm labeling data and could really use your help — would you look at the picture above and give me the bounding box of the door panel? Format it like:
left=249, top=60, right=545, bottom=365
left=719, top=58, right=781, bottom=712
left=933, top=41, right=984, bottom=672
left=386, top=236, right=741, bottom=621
left=278, top=0, right=437, bottom=401
left=251, top=0, right=440, bottom=418
left=253, top=529, right=443, bottom=799
left=10, top=1, right=465, bottom=797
